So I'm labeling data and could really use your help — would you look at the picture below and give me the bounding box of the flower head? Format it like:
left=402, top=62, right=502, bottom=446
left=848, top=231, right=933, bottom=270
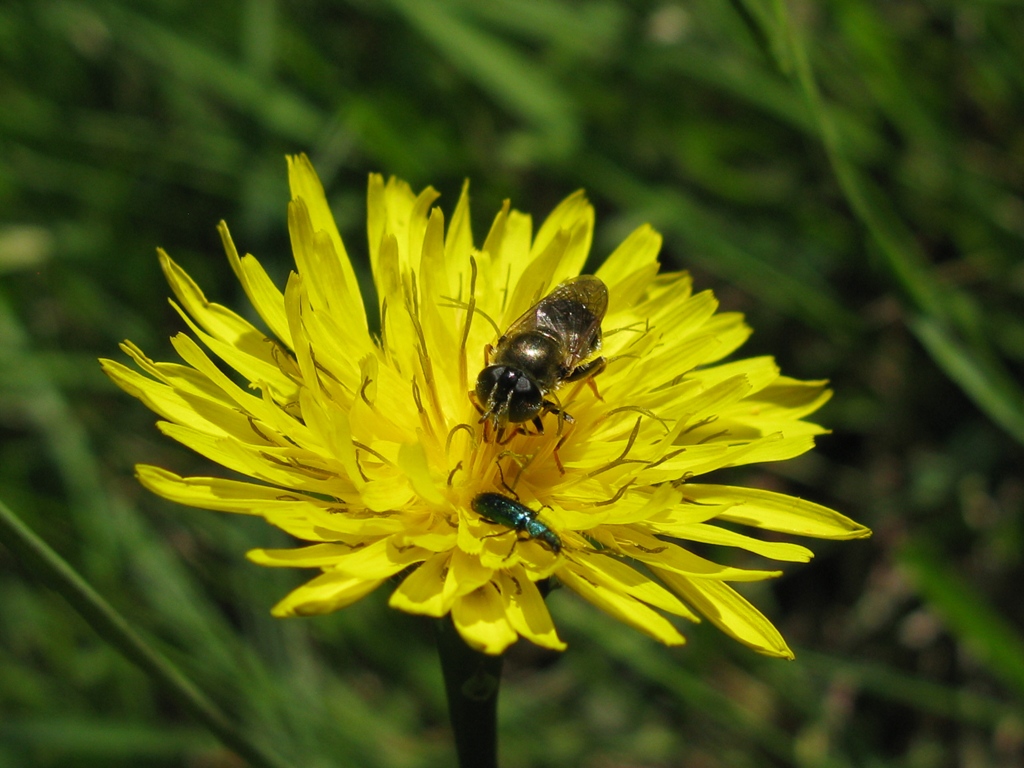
left=102, top=156, right=869, bottom=657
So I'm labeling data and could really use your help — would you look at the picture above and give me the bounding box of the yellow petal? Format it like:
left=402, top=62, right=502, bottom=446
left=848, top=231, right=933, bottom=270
left=117, top=341, right=227, bottom=400
left=397, top=442, right=446, bottom=507
left=559, top=565, right=685, bottom=646
left=101, top=359, right=250, bottom=441
left=444, top=179, right=473, bottom=272
left=451, top=582, right=518, bottom=655
left=722, top=376, right=832, bottom=423
left=389, top=553, right=451, bottom=617
left=287, top=195, right=368, bottom=336
left=500, top=229, right=571, bottom=328
left=596, top=224, right=662, bottom=312
left=592, top=526, right=783, bottom=582
left=156, top=422, right=343, bottom=497
left=299, top=389, right=365, bottom=488
left=219, top=221, right=293, bottom=348
left=271, top=571, right=382, bottom=617
left=497, top=567, right=566, bottom=651
left=693, top=312, right=753, bottom=364
left=685, top=485, right=871, bottom=540
left=480, top=207, right=532, bottom=320
left=250, top=538, right=425, bottom=579
left=653, top=569, right=794, bottom=659
left=570, top=550, right=699, bottom=621
left=135, top=466, right=409, bottom=543
left=159, top=251, right=297, bottom=400
left=167, top=332, right=314, bottom=447
left=247, top=542, right=377, bottom=568
left=444, top=548, right=495, bottom=600
left=286, top=154, right=365, bottom=330
left=530, top=190, right=593, bottom=285
left=644, top=521, right=815, bottom=563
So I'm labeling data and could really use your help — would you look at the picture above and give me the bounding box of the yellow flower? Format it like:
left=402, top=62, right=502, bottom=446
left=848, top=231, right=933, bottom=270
left=102, top=155, right=870, bottom=658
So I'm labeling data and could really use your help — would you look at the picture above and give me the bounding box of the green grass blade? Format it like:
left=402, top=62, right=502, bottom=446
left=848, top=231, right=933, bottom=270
left=901, top=539, right=1024, bottom=701
left=796, top=650, right=1021, bottom=726
left=0, top=497, right=295, bottom=768
left=910, top=315, right=1024, bottom=445
left=555, top=596, right=795, bottom=761
left=771, top=0, right=1024, bottom=447
left=99, top=5, right=324, bottom=142
left=577, top=156, right=861, bottom=334
left=385, top=0, right=578, bottom=155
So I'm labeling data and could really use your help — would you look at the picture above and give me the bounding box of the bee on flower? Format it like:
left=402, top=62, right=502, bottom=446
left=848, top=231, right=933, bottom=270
left=102, top=155, right=869, bottom=657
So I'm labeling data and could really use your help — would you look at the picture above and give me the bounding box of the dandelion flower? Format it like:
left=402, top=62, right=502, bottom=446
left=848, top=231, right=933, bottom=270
left=102, top=156, right=870, bottom=658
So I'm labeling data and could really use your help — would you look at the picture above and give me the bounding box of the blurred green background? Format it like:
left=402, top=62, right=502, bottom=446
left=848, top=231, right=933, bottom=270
left=3, top=0, right=1024, bottom=766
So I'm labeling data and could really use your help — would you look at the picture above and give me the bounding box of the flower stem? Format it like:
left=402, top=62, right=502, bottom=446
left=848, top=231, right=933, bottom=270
left=435, top=617, right=503, bottom=768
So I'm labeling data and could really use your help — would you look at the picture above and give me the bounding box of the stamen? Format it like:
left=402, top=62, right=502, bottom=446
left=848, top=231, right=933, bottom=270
left=643, top=447, right=687, bottom=471
left=446, top=461, right=463, bottom=487
left=592, top=479, right=635, bottom=507
left=360, top=376, right=375, bottom=407
left=628, top=541, right=667, bottom=554
left=457, top=256, right=478, bottom=389
left=329, top=541, right=369, bottom=551
left=602, top=405, right=671, bottom=433
left=259, top=452, right=337, bottom=479
left=602, top=319, right=648, bottom=338
left=410, top=269, right=422, bottom=317
left=247, top=416, right=273, bottom=443
left=681, top=415, right=718, bottom=436
left=411, top=379, right=425, bottom=414
left=501, top=263, right=511, bottom=313
left=311, top=352, right=343, bottom=385
left=586, top=418, right=647, bottom=477
left=670, top=471, right=695, bottom=487
left=352, top=441, right=395, bottom=468
left=680, top=495, right=719, bottom=506
left=697, top=429, right=730, bottom=444
left=605, top=352, right=642, bottom=365
left=379, top=297, right=388, bottom=346
left=404, top=273, right=444, bottom=427
left=496, top=449, right=536, bottom=493
left=441, top=293, right=501, bottom=338
left=445, top=423, right=476, bottom=455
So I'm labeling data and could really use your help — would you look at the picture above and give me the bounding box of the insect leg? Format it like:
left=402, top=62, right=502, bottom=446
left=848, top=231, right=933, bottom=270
left=541, top=397, right=575, bottom=437
left=552, top=432, right=569, bottom=475
left=480, top=527, right=513, bottom=540
left=564, top=355, right=606, bottom=383
left=502, top=537, right=520, bottom=562
left=495, top=460, right=520, bottom=499
left=468, top=389, right=486, bottom=416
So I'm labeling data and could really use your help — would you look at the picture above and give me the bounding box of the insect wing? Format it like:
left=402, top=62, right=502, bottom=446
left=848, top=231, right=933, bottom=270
left=502, top=276, right=608, bottom=368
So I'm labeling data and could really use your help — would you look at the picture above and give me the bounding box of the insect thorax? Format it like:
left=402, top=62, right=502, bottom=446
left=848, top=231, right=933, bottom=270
left=494, top=331, right=562, bottom=386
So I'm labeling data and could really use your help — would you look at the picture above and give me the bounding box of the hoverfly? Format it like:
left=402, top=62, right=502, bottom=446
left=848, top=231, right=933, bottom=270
left=471, top=492, right=562, bottom=555
left=475, top=275, right=608, bottom=436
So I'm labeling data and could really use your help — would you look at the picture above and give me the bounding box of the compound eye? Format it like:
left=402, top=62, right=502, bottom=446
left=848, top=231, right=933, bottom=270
left=506, top=379, right=542, bottom=423
left=475, top=365, right=506, bottom=403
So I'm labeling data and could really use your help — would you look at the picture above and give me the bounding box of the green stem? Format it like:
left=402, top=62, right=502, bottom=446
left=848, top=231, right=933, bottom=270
left=0, top=497, right=293, bottom=768
left=435, top=617, right=503, bottom=768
